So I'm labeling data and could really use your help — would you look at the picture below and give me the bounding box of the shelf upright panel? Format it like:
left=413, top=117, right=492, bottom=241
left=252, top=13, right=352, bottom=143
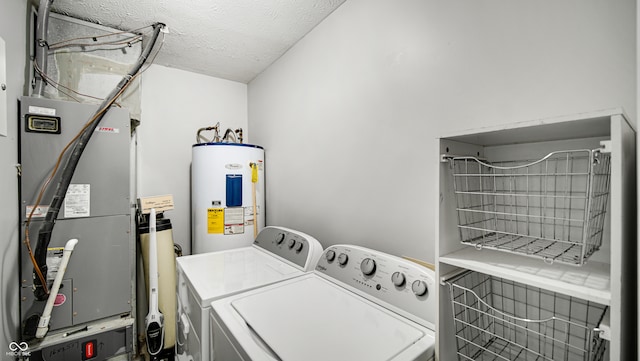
left=436, top=139, right=484, bottom=361
left=609, top=114, right=636, bottom=361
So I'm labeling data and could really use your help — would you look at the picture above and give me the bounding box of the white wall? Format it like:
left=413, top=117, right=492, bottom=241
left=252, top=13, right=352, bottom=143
left=139, top=65, right=248, bottom=255
left=248, top=0, right=636, bottom=262
left=0, top=0, right=26, bottom=354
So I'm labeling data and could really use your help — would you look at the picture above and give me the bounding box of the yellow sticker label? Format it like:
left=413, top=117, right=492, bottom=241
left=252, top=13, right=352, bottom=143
left=207, top=208, right=224, bottom=234
left=251, top=163, right=258, bottom=183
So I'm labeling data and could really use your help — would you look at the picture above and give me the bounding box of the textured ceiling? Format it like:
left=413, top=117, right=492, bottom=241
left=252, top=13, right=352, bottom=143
left=49, top=0, right=346, bottom=83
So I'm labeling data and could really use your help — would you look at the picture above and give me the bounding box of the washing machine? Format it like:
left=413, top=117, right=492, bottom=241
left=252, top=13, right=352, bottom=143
left=175, top=226, right=323, bottom=361
left=209, top=245, right=436, bottom=361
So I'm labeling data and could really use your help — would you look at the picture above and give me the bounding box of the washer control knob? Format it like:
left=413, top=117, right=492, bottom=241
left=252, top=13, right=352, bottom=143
left=337, top=253, right=349, bottom=266
left=326, top=250, right=336, bottom=262
left=275, top=233, right=285, bottom=244
left=295, top=241, right=304, bottom=252
left=287, top=239, right=296, bottom=249
left=411, top=280, right=428, bottom=297
left=360, top=258, right=376, bottom=276
left=391, top=272, right=406, bottom=287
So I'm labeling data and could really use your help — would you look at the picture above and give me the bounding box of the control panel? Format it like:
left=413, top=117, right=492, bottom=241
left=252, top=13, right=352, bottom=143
left=253, top=226, right=322, bottom=271
left=315, top=245, right=436, bottom=329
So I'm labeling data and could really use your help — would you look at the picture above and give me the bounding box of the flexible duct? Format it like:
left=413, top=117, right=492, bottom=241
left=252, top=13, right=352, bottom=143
left=34, top=0, right=54, bottom=97
left=32, top=22, right=165, bottom=300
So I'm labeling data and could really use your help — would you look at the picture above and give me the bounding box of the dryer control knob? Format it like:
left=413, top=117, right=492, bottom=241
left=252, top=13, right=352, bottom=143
left=338, top=253, right=349, bottom=266
left=391, top=272, right=406, bottom=287
left=360, top=258, right=376, bottom=276
left=287, top=239, right=296, bottom=249
left=295, top=241, right=304, bottom=252
left=275, top=233, right=285, bottom=244
left=326, top=250, right=336, bottom=261
left=411, top=280, right=428, bottom=297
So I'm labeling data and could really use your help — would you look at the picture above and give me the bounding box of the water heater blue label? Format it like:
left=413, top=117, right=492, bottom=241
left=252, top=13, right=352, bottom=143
left=226, top=174, right=243, bottom=207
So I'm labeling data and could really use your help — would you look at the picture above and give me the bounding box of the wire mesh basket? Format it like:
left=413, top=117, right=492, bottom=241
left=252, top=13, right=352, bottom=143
left=448, top=149, right=611, bottom=265
left=447, top=271, right=608, bottom=361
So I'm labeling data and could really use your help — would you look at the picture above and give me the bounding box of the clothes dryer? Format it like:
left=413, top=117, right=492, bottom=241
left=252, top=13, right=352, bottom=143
left=176, top=226, right=323, bottom=361
left=210, top=245, right=436, bottom=361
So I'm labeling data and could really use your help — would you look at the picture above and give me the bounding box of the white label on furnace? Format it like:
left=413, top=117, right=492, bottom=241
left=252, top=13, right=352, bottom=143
left=95, top=126, right=120, bottom=134
left=26, top=205, right=49, bottom=218
left=28, top=106, right=56, bottom=116
left=46, top=247, right=64, bottom=283
left=64, top=184, right=90, bottom=218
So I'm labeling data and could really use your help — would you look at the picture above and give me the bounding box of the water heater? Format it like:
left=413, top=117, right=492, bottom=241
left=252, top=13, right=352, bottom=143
left=192, top=143, right=265, bottom=253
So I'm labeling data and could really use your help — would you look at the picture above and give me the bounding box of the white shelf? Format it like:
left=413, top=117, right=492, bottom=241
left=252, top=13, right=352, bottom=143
left=437, top=108, right=625, bottom=144
left=436, top=111, right=635, bottom=361
left=439, top=246, right=610, bottom=305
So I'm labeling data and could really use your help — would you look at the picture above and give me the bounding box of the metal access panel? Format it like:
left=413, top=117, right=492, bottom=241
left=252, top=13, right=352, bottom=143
left=21, top=216, right=132, bottom=327
left=19, top=97, right=130, bottom=218
left=26, top=319, right=134, bottom=361
left=19, top=96, right=133, bottom=334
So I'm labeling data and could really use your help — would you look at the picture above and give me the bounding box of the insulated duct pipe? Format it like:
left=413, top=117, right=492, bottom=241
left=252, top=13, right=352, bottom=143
left=32, top=22, right=165, bottom=300
left=34, top=0, right=54, bottom=97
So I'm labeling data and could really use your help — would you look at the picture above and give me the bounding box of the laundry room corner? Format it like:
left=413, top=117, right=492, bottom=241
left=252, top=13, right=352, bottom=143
left=139, top=64, right=248, bottom=256
left=248, top=0, right=636, bottom=265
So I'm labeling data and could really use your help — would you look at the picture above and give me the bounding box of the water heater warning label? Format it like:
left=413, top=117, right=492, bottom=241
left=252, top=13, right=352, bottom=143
left=224, top=207, right=245, bottom=235
left=207, top=208, right=224, bottom=234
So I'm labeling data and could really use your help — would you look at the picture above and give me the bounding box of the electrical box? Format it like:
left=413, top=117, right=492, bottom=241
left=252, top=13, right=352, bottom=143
left=19, top=97, right=134, bottom=357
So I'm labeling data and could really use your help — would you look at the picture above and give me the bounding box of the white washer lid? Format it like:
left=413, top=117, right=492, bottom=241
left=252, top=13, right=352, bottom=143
left=178, top=247, right=301, bottom=305
left=231, top=276, right=426, bottom=361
